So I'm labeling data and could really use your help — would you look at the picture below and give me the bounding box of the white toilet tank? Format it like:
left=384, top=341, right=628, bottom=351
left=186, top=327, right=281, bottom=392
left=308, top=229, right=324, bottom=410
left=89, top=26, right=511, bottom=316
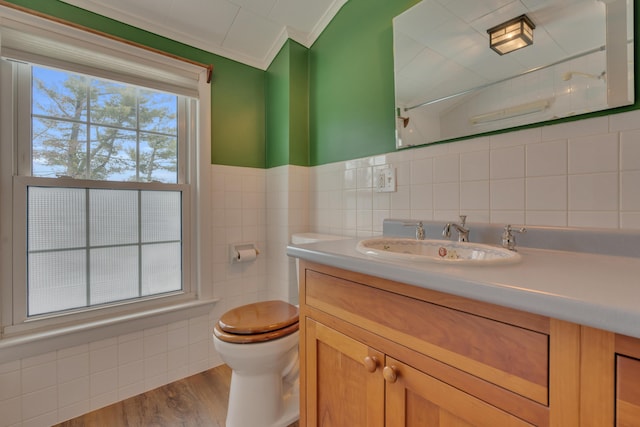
left=291, top=233, right=349, bottom=286
left=291, top=232, right=348, bottom=245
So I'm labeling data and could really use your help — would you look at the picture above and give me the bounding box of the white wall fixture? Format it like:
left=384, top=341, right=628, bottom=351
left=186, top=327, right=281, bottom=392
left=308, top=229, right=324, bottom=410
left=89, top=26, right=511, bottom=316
left=375, top=167, right=397, bottom=193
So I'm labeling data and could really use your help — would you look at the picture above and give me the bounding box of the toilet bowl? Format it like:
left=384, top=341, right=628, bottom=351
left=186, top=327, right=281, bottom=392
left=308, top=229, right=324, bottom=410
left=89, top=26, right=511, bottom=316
left=213, top=300, right=300, bottom=427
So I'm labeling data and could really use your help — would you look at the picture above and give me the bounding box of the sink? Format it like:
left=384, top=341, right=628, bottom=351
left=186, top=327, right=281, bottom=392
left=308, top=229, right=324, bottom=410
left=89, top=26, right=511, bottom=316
left=356, top=238, right=521, bottom=265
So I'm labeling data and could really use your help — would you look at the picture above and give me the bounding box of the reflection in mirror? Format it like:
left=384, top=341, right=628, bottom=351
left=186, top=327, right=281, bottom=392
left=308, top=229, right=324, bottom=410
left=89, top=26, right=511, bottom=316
left=394, top=0, right=634, bottom=149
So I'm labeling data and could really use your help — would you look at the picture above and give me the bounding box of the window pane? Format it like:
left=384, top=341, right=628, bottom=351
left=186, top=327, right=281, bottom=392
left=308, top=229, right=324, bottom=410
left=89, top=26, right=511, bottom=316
left=90, top=189, right=138, bottom=246
left=33, top=118, right=88, bottom=178
left=139, top=133, right=177, bottom=183
left=28, top=250, right=87, bottom=316
left=28, top=187, right=86, bottom=251
left=31, top=66, right=180, bottom=184
left=142, top=243, right=181, bottom=296
left=91, top=79, right=137, bottom=129
left=141, top=191, right=181, bottom=242
left=139, top=89, right=177, bottom=134
left=90, top=246, right=139, bottom=305
left=32, top=67, right=88, bottom=121
left=89, top=126, right=137, bottom=181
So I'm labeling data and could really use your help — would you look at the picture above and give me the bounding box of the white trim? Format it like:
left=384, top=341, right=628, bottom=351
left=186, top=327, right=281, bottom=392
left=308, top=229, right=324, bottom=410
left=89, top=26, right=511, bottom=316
left=261, top=0, right=349, bottom=68
left=307, top=0, right=349, bottom=47
left=0, top=59, right=14, bottom=328
left=195, top=69, right=212, bottom=300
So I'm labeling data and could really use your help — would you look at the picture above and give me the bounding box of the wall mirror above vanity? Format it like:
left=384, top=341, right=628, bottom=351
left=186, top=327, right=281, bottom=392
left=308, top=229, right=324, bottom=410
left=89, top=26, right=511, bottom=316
left=394, top=0, right=635, bottom=149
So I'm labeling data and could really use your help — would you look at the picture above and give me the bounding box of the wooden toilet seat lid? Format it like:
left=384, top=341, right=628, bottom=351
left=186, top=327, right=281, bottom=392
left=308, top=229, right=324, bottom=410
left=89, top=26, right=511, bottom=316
left=213, top=321, right=299, bottom=343
left=217, top=300, right=299, bottom=335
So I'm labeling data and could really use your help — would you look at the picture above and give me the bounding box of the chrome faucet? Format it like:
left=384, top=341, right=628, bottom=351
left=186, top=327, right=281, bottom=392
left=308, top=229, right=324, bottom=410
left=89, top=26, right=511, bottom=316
left=501, top=225, right=526, bottom=251
left=403, top=221, right=425, bottom=240
left=443, top=215, right=469, bottom=242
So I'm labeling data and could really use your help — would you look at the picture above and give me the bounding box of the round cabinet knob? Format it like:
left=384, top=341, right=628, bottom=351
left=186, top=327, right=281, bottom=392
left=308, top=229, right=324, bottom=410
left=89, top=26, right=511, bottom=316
left=383, top=365, right=398, bottom=383
left=363, top=356, right=378, bottom=373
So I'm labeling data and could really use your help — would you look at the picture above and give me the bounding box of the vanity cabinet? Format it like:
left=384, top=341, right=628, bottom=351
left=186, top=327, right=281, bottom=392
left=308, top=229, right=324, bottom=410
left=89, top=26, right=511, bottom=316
left=305, top=319, right=532, bottom=427
left=299, top=261, right=581, bottom=426
left=383, top=356, right=533, bottom=426
left=617, top=353, right=640, bottom=426
left=610, top=333, right=640, bottom=426
left=305, top=319, right=384, bottom=426
left=578, top=328, right=640, bottom=427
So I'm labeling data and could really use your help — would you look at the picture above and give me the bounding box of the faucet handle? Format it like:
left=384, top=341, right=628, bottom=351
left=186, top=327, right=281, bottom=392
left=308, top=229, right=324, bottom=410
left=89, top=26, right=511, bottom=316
left=459, top=215, right=467, bottom=227
left=402, top=221, right=426, bottom=240
left=502, top=225, right=526, bottom=251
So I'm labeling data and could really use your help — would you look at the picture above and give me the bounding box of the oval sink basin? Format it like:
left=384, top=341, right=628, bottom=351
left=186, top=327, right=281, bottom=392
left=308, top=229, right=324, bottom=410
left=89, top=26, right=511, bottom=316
left=356, top=238, right=521, bottom=265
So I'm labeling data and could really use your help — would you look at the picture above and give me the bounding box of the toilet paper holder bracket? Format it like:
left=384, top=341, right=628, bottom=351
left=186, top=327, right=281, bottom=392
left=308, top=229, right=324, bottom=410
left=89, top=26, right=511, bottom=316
left=229, top=242, right=260, bottom=263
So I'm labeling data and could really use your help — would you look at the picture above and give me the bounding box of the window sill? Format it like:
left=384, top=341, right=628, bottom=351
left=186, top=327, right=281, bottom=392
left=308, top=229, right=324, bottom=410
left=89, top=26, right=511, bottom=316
left=0, top=297, right=219, bottom=364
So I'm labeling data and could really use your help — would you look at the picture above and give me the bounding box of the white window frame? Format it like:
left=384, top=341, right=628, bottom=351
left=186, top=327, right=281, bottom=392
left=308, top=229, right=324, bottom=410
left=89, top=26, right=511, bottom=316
left=0, top=7, right=213, bottom=350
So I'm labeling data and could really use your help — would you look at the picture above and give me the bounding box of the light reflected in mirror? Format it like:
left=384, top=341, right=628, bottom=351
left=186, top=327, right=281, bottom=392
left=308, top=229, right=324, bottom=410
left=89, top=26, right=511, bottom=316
left=394, top=0, right=634, bottom=149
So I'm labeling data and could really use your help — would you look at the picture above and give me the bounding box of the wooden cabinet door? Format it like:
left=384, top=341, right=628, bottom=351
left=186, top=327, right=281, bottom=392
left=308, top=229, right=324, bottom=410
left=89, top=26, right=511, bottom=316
left=384, top=356, right=535, bottom=427
left=304, top=319, right=385, bottom=427
left=617, top=355, right=640, bottom=427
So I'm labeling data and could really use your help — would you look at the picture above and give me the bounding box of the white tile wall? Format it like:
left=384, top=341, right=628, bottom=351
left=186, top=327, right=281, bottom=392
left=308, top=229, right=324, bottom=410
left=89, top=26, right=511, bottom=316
left=0, top=314, right=219, bottom=427
left=3, top=109, right=640, bottom=426
left=266, top=165, right=309, bottom=305
left=211, top=164, right=268, bottom=310
left=311, top=110, right=640, bottom=233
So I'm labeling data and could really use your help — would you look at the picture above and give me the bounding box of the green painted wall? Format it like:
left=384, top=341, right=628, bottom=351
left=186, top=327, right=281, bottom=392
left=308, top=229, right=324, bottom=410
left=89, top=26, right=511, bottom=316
left=288, top=41, right=310, bottom=166
left=308, top=0, right=419, bottom=166
left=210, top=56, right=265, bottom=168
left=266, top=42, right=291, bottom=167
left=5, top=0, right=266, bottom=168
left=266, top=40, right=309, bottom=168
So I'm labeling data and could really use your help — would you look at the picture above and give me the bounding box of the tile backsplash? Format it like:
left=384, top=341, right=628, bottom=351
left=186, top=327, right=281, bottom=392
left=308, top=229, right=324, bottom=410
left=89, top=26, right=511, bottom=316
left=311, top=110, right=640, bottom=236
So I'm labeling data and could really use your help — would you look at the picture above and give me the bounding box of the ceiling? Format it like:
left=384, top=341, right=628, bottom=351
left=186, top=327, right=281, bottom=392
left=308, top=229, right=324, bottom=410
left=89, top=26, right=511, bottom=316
left=60, top=0, right=348, bottom=70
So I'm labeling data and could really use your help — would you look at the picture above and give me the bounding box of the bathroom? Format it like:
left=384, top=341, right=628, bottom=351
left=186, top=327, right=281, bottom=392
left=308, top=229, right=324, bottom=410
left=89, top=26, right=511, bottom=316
left=0, top=0, right=639, bottom=425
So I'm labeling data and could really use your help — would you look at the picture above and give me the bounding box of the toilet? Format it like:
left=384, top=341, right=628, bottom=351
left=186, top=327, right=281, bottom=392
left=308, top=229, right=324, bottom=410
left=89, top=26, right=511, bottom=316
left=213, top=233, right=348, bottom=427
left=213, top=300, right=300, bottom=427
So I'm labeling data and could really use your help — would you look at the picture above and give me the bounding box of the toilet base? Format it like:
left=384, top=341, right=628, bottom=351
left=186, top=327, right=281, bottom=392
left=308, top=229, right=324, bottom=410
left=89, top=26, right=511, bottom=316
left=226, top=370, right=299, bottom=427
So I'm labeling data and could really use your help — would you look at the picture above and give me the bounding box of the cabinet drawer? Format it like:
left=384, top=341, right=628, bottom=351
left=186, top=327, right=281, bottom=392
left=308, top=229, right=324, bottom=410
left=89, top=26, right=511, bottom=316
left=617, top=355, right=640, bottom=426
left=304, top=267, right=549, bottom=405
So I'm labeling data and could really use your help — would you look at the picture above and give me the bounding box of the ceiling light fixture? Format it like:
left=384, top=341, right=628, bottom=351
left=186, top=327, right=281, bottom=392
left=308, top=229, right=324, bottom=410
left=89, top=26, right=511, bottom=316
left=487, top=14, right=535, bottom=55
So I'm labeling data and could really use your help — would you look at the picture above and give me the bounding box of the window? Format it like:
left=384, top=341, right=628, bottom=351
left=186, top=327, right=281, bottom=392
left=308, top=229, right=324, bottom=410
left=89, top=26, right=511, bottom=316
left=0, top=10, right=211, bottom=332
left=25, top=65, right=185, bottom=316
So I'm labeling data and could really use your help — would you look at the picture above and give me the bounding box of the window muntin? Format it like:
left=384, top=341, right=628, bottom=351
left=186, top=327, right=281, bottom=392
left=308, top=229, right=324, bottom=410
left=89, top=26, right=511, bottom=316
left=23, top=64, right=187, bottom=317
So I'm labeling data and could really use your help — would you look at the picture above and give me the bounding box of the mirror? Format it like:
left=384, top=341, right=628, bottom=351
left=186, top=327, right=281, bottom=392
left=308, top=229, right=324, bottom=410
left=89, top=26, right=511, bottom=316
left=394, top=0, right=634, bottom=148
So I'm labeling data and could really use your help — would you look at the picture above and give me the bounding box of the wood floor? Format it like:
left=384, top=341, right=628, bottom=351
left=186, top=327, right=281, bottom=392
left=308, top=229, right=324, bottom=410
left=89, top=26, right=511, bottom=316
left=53, top=364, right=300, bottom=427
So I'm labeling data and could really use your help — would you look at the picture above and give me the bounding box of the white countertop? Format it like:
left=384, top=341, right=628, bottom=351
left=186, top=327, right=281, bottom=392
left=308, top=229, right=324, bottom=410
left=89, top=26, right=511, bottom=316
left=287, top=238, right=640, bottom=339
